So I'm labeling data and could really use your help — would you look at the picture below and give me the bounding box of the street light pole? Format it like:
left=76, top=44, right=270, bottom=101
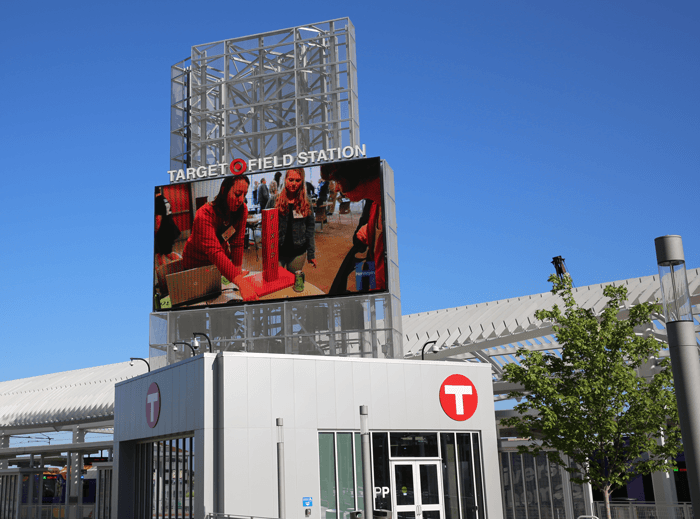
left=654, top=235, right=700, bottom=511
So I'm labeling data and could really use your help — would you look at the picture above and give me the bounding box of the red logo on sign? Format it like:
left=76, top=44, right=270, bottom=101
left=229, top=158, right=248, bottom=175
left=439, top=374, right=478, bottom=421
left=146, top=382, right=161, bottom=428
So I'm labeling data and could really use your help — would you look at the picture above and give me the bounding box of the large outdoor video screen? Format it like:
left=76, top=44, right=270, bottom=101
left=153, top=157, right=387, bottom=311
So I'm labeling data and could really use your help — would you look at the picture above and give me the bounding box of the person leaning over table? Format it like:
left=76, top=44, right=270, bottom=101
left=181, top=174, right=258, bottom=301
left=273, top=168, right=317, bottom=273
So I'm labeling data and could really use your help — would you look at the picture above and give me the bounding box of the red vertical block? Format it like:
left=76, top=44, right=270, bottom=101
left=248, top=207, right=295, bottom=296
left=262, top=208, right=279, bottom=282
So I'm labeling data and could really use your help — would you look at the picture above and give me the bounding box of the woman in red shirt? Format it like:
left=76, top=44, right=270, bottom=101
left=182, top=175, right=258, bottom=301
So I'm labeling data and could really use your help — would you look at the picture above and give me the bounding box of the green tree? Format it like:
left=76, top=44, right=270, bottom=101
left=502, top=275, right=681, bottom=519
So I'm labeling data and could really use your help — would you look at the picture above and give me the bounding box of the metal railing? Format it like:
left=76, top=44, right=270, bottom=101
left=594, top=502, right=694, bottom=519
left=18, top=504, right=93, bottom=519
left=205, top=515, right=280, bottom=519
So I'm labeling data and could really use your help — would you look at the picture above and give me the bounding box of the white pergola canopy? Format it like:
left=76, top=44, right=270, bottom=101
left=402, top=269, right=700, bottom=398
left=2, top=270, right=698, bottom=436
left=0, top=361, right=147, bottom=436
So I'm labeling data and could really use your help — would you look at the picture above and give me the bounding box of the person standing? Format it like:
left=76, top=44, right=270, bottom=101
left=273, top=171, right=283, bottom=191
left=154, top=189, right=182, bottom=266
left=274, top=169, right=317, bottom=273
left=257, top=178, right=269, bottom=213
left=266, top=180, right=279, bottom=208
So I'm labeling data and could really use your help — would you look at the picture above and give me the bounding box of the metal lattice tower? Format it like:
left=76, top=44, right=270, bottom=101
left=170, top=18, right=359, bottom=170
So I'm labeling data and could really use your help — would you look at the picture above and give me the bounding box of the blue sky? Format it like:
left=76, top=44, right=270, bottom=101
left=1, top=0, right=698, bottom=382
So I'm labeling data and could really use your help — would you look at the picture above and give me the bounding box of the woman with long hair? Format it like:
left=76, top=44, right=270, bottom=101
left=266, top=180, right=278, bottom=208
left=182, top=175, right=257, bottom=300
left=274, top=168, right=317, bottom=273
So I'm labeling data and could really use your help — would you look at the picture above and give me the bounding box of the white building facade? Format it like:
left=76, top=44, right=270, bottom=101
left=113, top=353, right=502, bottom=519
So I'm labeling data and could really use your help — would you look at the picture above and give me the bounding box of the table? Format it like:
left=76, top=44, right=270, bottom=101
left=186, top=271, right=323, bottom=306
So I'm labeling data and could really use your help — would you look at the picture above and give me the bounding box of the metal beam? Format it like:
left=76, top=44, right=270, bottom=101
left=0, top=440, right=114, bottom=459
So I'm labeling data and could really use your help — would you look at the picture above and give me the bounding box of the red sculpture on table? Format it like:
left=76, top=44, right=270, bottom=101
left=248, top=208, right=295, bottom=296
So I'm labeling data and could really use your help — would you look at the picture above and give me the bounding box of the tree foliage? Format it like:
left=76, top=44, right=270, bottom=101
left=502, top=275, right=681, bottom=519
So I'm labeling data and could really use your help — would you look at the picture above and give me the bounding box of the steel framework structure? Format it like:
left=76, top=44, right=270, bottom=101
left=171, top=18, right=359, bottom=171
left=148, top=292, right=400, bottom=368
left=161, top=20, right=404, bottom=364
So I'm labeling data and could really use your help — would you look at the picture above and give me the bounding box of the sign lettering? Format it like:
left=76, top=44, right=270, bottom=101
left=373, top=487, right=390, bottom=498
left=167, top=144, right=367, bottom=183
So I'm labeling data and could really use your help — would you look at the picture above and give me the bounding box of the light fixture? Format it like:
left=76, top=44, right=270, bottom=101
left=654, top=235, right=700, bottom=509
left=192, top=332, right=212, bottom=353
left=422, top=340, right=438, bottom=360
left=551, top=256, right=569, bottom=281
left=129, top=357, right=150, bottom=372
left=655, top=236, right=693, bottom=323
left=173, top=341, right=196, bottom=356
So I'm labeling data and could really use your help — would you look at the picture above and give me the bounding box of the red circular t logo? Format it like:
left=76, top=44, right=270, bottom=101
left=439, top=374, right=478, bottom=421
left=146, top=382, right=161, bottom=428
left=229, top=158, right=247, bottom=175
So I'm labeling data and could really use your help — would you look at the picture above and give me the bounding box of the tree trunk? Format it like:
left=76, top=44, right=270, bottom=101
left=603, top=487, right=612, bottom=519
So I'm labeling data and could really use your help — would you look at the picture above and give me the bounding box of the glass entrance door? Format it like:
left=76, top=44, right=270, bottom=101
left=390, top=461, right=444, bottom=519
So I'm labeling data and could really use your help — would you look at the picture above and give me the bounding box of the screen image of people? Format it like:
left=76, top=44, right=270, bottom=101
left=153, top=157, right=386, bottom=310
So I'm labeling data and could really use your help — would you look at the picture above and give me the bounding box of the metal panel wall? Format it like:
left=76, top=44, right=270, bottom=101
left=114, top=354, right=501, bottom=519
left=113, top=355, right=215, bottom=519
left=214, top=354, right=502, bottom=519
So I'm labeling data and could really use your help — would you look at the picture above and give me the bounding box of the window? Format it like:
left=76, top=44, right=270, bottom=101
left=456, top=433, right=485, bottom=519
left=369, top=431, right=485, bottom=519
left=500, top=452, right=575, bottom=519
left=0, top=474, right=19, bottom=519
left=390, top=433, right=439, bottom=458
left=319, top=432, right=365, bottom=519
left=135, top=435, right=194, bottom=519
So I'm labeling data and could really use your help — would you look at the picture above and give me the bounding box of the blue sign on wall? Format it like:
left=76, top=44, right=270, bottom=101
left=303, top=497, right=313, bottom=507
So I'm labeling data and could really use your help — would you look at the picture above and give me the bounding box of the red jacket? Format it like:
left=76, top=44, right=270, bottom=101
left=182, top=203, right=247, bottom=283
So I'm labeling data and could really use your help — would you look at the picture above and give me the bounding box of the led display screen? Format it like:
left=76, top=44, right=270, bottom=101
left=153, top=157, right=387, bottom=311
